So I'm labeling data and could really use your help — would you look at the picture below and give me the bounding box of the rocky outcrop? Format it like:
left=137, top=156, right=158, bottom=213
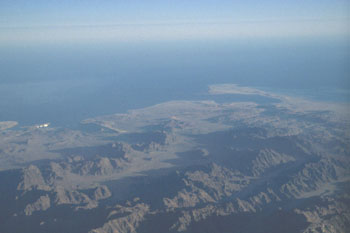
left=170, top=198, right=256, bottom=232
left=90, top=202, right=150, bottom=233
left=280, top=159, right=349, bottom=198
left=163, top=163, right=281, bottom=214
left=185, top=163, right=250, bottom=200
left=252, top=149, right=295, bottom=176
left=24, top=195, right=51, bottom=216
left=171, top=211, right=192, bottom=232
left=94, top=185, right=112, bottom=201
left=55, top=186, right=94, bottom=206
left=248, top=188, right=281, bottom=207
left=54, top=185, right=112, bottom=210
left=295, top=196, right=350, bottom=233
left=164, top=186, right=215, bottom=210
left=17, top=165, right=50, bottom=191
left=163, top=163, right=250, bottom=210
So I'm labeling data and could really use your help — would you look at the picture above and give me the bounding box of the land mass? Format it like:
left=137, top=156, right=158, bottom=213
left=0, top=84, right=349, bottom=233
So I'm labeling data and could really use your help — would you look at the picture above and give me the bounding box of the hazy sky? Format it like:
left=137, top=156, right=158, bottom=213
left=0, top=0, right=349, bottom=44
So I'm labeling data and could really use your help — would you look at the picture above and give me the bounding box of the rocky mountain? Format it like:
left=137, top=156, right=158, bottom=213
left=0, top=84, right=349, bottom=233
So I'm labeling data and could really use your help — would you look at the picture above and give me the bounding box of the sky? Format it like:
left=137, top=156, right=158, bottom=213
left=0, top=0, right=349, bottom=44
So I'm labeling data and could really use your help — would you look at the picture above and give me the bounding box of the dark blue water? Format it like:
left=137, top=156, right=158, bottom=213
left=0, top=39, right=349, bottom=126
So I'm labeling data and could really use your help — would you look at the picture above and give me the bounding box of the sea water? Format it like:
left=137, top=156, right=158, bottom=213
left=0, top=39, right=349, bottom=127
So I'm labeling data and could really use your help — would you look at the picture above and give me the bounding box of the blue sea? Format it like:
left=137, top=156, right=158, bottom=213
left=0, top=39, right=349, bottom=127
